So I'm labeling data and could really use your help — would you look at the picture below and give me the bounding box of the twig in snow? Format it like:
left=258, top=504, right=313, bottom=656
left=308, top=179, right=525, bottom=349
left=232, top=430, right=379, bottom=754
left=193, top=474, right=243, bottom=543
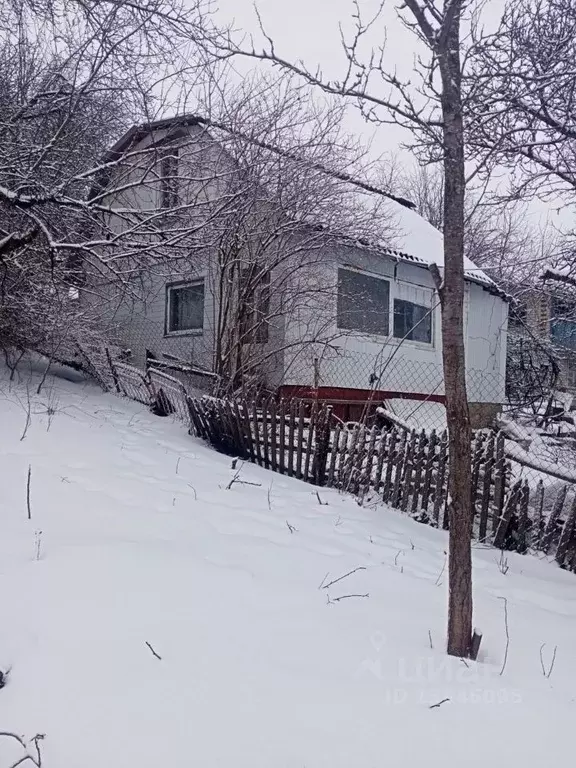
left=322, top=566, right=366, bottom=590
left=34, top=530, right=43, bottom=561
left=498, top=596, right=510, bottom=676
left=0, top=731, right=44, bottom=767
left=26, top=465, right=32, bottom=520
left=539, top=643, right=558, bottom=679
left=435, top=552, right=447, bottom=586
left=286, top=520, right=297, bottom=533
left=145, top=641, right=162, bottom=660
left=267, top=481, right=273, bottom=511
left=328, top=593, right=369, bottom=603
left=176, top=457, right=181, bottom=474
left=318, top=572, right=330, bottom=589
left=428, top=630, right=433, bottom=649
left=316, top=491, right=328, bottom=505
left=226, top=468, right=242, bottom=489
left=187, top=483, right=197, bottom=500
left=429, top=698, right=450, bottom=709
left=394, top=550, right=403, bottom=567
left=20, top=387, right=32, bottom=441
left=231, top=458, right=238, bottom=469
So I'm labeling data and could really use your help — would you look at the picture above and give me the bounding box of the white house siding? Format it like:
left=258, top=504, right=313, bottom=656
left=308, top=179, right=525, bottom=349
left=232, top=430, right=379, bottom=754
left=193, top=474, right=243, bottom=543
left=280, top=243, right=509, bottom=410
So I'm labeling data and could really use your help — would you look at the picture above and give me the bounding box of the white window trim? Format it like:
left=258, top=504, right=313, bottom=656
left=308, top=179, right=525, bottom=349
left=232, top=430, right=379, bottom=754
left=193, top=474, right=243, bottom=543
left=336, top=267, right=436, bottom=348
left=165, top=278, right=205, bottom=337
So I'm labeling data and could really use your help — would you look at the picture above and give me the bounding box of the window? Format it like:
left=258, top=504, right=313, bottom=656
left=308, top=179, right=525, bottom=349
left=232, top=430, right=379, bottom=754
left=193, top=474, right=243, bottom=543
left=166, top=280, right=204, bottom=333
left=337, top=268, right=390, bottom=335
left=393, top=299, right=432, bottom=343
left=240, top=269, right=270, bottom=343
left=160, top=147, right=179, bottom=209
left=551, top=296, right=576, bottom=349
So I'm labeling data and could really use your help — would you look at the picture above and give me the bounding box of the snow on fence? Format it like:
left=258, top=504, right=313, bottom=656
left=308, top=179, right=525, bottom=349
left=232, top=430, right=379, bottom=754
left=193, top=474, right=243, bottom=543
left=98, top=351, right=576, bottom=573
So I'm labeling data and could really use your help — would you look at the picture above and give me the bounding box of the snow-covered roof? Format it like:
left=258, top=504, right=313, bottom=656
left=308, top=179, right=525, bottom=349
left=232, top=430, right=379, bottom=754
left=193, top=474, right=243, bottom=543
left=388, top=202, right=496, bottom=290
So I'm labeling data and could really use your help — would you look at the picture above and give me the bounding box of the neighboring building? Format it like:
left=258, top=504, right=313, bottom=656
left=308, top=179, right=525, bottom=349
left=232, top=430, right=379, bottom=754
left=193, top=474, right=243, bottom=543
left=85, top=115, right=509, bottom=427
left=513, top=271, right=576, bottom=393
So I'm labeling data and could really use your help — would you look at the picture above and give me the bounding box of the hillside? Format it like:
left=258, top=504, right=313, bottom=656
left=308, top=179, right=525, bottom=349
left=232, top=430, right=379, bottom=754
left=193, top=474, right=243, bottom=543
left=0, top=365, right=575, bottom=767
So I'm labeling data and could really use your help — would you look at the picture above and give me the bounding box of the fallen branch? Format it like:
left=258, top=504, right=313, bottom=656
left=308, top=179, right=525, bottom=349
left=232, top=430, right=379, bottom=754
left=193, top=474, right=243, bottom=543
left=328, top=593, right=369, bottom=603
left=316, top=491, right=328, bottom=505
left=145, top=641, right=162, bottom=660
left=322, top=566, right=366, bottom=590
left=286, top=521, right=297, bottom=533
left=429, top=697, right=450, bottom=709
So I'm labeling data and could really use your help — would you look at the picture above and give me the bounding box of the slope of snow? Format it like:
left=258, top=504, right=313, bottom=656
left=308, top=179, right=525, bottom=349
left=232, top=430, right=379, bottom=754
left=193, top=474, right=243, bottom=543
left=1, top=367, right=575, bottom=767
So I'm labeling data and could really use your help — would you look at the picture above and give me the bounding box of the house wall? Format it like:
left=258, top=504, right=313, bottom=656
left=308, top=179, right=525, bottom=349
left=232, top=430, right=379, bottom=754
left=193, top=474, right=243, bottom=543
left=280, top=243, right=509, bottom=424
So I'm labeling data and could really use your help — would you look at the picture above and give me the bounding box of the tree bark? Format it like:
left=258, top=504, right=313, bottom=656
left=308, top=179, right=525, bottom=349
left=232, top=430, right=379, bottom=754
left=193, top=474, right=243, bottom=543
left=438, top=2, right=474, bottom=658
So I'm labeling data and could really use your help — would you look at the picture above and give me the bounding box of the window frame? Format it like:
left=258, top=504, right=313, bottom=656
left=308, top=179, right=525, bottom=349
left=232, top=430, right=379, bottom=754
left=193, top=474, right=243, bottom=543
left=336, top=266, right=435, bottom=347
left=165, top=278, right=205, bottom=336
left=336, top=267, right=391, bottom=337
left=393, top=297, right=433, bottom=344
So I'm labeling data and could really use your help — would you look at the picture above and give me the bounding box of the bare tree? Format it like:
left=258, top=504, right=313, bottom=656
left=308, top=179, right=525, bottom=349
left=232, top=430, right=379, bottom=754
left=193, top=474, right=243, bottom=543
left=0, top=0, right=213, bottom=361
left=469, top=0, right=576, bottom=202
left=214, top=0, right=482, bottom=656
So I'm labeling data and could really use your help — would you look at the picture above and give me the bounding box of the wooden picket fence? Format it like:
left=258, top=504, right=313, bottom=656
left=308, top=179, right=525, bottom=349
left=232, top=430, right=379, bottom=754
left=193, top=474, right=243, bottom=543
left=186, top=395, right=576, bottom=571
left=104, top=358, right=576, bottom=573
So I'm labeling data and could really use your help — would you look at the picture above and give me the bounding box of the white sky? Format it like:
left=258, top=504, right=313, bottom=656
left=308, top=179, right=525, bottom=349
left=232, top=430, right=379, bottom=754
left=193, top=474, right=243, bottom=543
left=210, top=0, right=563, bottom=228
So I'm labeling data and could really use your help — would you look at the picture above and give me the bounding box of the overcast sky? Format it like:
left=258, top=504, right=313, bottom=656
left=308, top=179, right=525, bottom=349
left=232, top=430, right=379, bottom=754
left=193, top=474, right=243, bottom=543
left=210, top=0, right=560, bottom=228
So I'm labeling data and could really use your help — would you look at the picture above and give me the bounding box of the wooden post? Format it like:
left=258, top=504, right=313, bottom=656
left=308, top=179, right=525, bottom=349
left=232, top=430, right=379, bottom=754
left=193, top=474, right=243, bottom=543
left=494, top=479, right=523, bottom=550
left=541, top=484, right=568, bottom=553
left=555, top=490, right=576, bottom=566
left=420, top=429, right=437, bottom=514
left=516, top=480, right=530, bottom=554
left=410, top=430, right=427, bottom=516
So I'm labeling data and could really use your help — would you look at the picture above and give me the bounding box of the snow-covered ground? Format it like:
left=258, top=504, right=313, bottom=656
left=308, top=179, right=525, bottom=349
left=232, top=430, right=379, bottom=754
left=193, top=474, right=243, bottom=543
left=1, top=367, right=575, bottom=767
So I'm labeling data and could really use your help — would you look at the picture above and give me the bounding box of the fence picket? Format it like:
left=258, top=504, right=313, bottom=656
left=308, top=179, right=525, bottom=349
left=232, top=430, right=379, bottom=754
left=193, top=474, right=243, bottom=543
left=410, top=430, right=427, bottom=516
left=295, top=401, right=306, bottom=480
left=555, top=490, right=576, bottom=566
left=434, top=432, right=448, bottom=527
left=287, top=400, right=297, bottom=477
left=301, top=402, right=316, bottom=482
left=381, top=429, right=397, bottom=503
left=479, top=434, right=495, bottom=542
left=420, top=429, right=437, bottom=514
left=492, top=433, right=506, bottom=535
left=517, top=480, right=530, bottom=554
left=541, top=484, right=569, bottom=553
left=494, top=478, right=523, bottom=550
left=391, top=430, right=408, bottom=509
left=374, top=430, right=389, bottom=492
left=261, top=399, right=271, bottom=469
left=327, top=424, right=342, bottom=487
left=312, top=405, right=331, bottom=486
left=278, top=400, right=287, bottom=475
left=252, top=402, right=263, bottom=467
left=401, top=430, right=417, bottom=512
left=269, top=399, right=278, bottom=473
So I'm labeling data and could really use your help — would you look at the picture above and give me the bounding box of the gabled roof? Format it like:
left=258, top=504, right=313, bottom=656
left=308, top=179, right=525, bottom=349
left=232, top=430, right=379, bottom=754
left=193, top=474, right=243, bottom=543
left=104, top=113, right=503, bottom=298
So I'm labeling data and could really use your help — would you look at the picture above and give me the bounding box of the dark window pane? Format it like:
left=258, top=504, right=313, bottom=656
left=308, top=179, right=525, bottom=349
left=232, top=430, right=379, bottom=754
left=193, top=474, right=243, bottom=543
left=393, top=299, right=432, bottom=343
left=551, top=297, right=576, bottom=349
left=168, top=282, right=204, bottom=332
left=337, top=269, right=390, bottom=335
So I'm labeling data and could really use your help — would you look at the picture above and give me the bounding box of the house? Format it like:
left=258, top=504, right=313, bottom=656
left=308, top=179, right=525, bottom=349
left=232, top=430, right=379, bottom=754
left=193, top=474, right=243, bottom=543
left=85, top=115, right=509, bottom=428
left=509, top=269, right=576, bottom=394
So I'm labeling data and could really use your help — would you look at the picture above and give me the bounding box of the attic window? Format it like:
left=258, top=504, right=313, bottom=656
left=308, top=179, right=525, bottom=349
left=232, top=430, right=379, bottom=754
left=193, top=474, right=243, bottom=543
left=160, top=147, right=179, bottom=209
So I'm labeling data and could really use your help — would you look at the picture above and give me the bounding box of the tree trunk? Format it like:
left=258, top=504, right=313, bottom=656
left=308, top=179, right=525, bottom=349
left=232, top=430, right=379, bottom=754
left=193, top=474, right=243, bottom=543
left=438, top=4, right=474, bottom=658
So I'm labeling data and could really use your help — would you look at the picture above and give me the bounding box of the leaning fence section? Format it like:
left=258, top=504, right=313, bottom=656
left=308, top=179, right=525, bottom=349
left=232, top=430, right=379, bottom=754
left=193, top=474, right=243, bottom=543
left=88, top=349, right=576, bottom=574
